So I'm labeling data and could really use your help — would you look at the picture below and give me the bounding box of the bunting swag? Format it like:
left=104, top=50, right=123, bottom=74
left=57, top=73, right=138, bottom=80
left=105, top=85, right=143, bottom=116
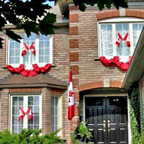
left=68, top=70, right=75, bottom=120
left=100, top=56, right=132, bottom=71
left=18, top=107, right=33, bottom=121
left=6, top=63, right=51, bottom=77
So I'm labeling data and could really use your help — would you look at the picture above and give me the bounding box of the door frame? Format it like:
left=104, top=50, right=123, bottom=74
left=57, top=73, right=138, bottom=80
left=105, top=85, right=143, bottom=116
left=83, top=94, right=131, bottom=144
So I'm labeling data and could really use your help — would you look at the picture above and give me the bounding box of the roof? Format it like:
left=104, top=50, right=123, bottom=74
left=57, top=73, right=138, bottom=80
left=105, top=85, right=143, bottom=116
left=0, top=74, right=67, bottom=89
left=122, top=28, right=144, bottom=90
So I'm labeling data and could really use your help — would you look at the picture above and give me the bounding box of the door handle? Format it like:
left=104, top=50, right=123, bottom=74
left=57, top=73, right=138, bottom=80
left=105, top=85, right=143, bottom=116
left=108, top=120, right=110, bottom=131
left=103, top=120, right=106, bottom=131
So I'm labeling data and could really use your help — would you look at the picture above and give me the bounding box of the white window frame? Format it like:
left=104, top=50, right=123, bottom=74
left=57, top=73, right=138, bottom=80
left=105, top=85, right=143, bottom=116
left=98, top=17, right=144, bottom=58
left=51, top=95, right=62, bottom=132
left=10, top=94, right=42, bottom=133
left=7, top=34, right=53, bottom=67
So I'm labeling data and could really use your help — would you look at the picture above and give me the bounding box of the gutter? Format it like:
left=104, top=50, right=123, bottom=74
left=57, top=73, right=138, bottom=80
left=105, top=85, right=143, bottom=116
left=122, top=28, right=144, bottom=90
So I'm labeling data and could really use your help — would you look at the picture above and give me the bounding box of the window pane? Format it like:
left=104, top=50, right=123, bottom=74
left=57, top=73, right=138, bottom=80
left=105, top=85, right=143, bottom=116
left=51, top=97, right=58, bottom=132
left=39, top=35, right=51, bottom=63
left=133, top=23, right=144, bottom=50
left=116, top=23, right=130, bottom=56
left=23, top=33, right=36, bottom=67
left=101, top=24, right=113, bottom=57
left=12, top=97, right=23, bottom=134
left=28, top=96, right=40, bottom=130
left=9, top=40, right=20, bottom=64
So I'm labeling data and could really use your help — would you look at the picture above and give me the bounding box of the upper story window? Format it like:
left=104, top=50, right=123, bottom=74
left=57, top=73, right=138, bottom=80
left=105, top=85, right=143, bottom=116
left=8, top=33, right=53, bottom=69
left=99, top=18, right=144, bottom=59
left=98, top=18, right=144, bottom=71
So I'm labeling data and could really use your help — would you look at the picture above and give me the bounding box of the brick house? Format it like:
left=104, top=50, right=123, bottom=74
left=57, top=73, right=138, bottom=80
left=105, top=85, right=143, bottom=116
left=0, top=1, right=144, bottom=144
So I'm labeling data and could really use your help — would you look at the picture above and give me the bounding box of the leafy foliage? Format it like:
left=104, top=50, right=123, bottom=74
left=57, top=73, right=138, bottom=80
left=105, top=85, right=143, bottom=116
left=72, top=0, right=128, bottom=11
left=0, top=129, right=65, bottom=144
left=0, top=0, right=56, bottom=48
left=71, top=122, right=92, bottom=144
left=0, top=0, right=128, bottom=48
left=129, top=84, right=141, bottom=144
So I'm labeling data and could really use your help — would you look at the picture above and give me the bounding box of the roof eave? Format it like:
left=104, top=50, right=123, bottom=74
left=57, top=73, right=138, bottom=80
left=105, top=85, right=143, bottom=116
left=122, top=28, right=144, bottom=90
left=0, top=83, right=67, bottom=90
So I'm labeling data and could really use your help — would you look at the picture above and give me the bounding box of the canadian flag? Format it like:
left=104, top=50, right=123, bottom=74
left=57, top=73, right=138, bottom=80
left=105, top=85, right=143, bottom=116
left=68, top=70, right=75, bottom=120
left=18, top=107, right=33, bottom=121
left=22, top=42, right=36, bottom=56
left=18, top=107, right=25, bottom=121
left=26, top=106, right=33, bottom=121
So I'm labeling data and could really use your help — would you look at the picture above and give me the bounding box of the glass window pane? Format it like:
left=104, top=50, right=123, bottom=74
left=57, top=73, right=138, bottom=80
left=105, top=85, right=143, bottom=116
left=9, top=40, right=20, bottom=64
left=51, top=97, right=58, bottom=132
left=39, top=35, right=51, bottom=63
left=116, top=23, right=130, bottom=57
left=133, top=23, right=144, bottom=50
left=23, top=33, right=36, bottom=66
left=100, top=24, right=113, bottom=57
left=12, top=97, right=23, bottom=134
left=28, top=96, right=40, bottom=130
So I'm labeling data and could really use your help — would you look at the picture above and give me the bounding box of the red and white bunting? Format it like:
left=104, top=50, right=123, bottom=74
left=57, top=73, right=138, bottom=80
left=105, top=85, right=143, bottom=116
left=18, top=107, right=25, bottom=121
left=68, top=70, right=75, bottom=120
left=26, top=106, right=33, bottom=121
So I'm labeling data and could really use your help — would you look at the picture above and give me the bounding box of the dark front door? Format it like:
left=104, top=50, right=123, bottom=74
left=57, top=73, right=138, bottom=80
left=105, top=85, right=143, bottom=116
left=85, top=97, right=128, bottom=144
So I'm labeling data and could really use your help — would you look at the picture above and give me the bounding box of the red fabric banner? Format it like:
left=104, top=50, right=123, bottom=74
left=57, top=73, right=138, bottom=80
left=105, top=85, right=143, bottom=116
left=100, top=56, right=132, bottom=71
left=6, top=63, right=51, bottom=77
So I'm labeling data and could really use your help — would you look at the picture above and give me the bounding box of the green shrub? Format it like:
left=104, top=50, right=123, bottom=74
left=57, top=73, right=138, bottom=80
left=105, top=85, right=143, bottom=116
left=0, top=129, right=65, bottom=144
left=71, top=122, right=92, bottom=144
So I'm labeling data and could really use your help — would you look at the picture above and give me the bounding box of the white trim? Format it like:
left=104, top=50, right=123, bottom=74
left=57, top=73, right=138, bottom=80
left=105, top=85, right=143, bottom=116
left=39, top=94, right=42, bottom=129
left=128, top=96, right=132, bottom=144
left=98, top=17, right=144, bottom=23
left=129, top=24, right=133, bottom=56
left=98, top=24, right=101, bottom=57
left=83, top=94, right=131, bottom=144
left=50, top=36, right=53, bottom=64
left=51, top=95, right=61, bottom=134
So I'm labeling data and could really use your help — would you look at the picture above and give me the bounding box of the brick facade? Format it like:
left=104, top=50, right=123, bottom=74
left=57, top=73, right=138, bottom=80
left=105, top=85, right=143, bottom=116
left=42, top=88, right=51, bottom=134
left=0, top=4, right=144, bottom=144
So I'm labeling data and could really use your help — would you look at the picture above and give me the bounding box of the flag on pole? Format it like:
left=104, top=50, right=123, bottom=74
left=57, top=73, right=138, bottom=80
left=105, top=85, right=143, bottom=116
left=68, top=69, right=75, bottom=120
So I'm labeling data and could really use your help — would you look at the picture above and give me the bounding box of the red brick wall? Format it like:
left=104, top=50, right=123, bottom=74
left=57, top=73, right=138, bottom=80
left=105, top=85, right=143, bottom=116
left=1, top=6, right=144, bottom=144
left=42, top=88, right=51, bottom=134
left=1, top=89, right=9, bottom=131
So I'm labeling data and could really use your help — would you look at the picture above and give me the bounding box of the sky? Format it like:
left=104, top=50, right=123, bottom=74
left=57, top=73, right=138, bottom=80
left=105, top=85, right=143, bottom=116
left=22, top=0, right=55, bottom=6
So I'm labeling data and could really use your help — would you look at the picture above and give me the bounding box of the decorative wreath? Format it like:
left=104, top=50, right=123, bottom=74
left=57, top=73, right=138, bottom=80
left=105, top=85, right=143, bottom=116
left=100, top=33, right=132, bottom=71
left=7, top=42, right=51, bottom=77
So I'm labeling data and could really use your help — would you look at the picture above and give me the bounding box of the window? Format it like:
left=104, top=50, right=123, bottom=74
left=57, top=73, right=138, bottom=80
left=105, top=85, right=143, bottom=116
left=11, top=95, right=42, bottom=134
left=51, top=96, right=59, bottom=132
left=99, top=18, right=144, bottom=60
left=8, top=33, right=52, bottom=69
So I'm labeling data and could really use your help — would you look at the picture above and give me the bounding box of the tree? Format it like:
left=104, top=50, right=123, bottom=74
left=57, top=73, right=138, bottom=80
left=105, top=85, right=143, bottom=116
left=0, top=0, right=128, bottom=48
